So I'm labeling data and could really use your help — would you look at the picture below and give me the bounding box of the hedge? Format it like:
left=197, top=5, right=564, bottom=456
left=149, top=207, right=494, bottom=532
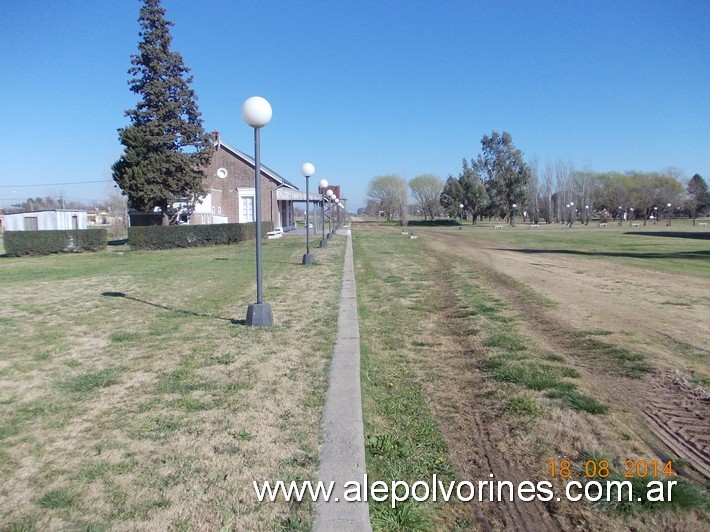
left=127, top=221, right=274, bottom=250
left=4, top=229, right=107, bottom=257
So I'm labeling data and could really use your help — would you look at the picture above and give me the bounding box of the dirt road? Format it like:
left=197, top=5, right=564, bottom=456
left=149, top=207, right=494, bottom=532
left=423, top=228, right=710, bottom=482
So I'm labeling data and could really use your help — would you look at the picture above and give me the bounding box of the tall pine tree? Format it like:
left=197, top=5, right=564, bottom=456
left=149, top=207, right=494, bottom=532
left=112, top=0, right=213, bottom=222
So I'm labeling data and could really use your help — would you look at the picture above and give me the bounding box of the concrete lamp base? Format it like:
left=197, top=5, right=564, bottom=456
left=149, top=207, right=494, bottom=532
left=319, top=239, right=327, bottom=248
left=302, top=253, right=315, bottom=265
left=246, top=303, right=273, bottom=327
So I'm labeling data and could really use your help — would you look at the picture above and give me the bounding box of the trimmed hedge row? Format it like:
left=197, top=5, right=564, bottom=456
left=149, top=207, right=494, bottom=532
left=4, top=229, right=107, bottom=257
left=127, top=221, right=274, bottom=250
left=406, top=219, right=462, bottom=227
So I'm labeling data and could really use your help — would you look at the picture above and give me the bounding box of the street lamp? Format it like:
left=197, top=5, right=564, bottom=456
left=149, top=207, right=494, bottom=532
left=618, top=206, right=623, bottom=226
left=326, top=189, right=334, bottom=238
left=585, top=205, right=589, bottom=225
left=334, top=198, right=340, bottom=232
left=667, top=203, right=672, bottom=226
left=629, top=207, right=634, bottom=226
left=653, top=206, right=658, bottom=224
left=242, top=96, right=273, bottom=327
left=511, top=203, right=517, bottom=227
left=459, top=203, right=464, bottom=222
left=569, top=201, right=574, bottom=227
left=301, top=162, right=315, bottom=265
left=319, top=178, right=328, bottom=248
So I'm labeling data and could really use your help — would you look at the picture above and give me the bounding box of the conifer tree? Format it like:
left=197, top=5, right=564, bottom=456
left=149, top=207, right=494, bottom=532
left=112, top=0, right=213, bottom=222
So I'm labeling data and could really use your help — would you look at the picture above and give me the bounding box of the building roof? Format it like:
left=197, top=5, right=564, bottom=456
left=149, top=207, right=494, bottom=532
left=276, top=188, right=323, bottom=202
left=4, top=209, right=88, bottom=216
left=215, top=140, right=299, bottom=190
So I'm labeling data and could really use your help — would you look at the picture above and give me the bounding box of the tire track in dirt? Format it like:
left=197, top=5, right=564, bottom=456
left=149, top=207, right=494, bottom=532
left=424, top=250, right=564, bottom=531
left=423, top=229, right=710, bottom=483
left=642, top=369, right=710, bottom=480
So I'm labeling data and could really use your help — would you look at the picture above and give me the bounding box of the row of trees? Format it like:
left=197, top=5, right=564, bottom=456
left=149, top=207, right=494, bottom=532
left=366, top=131, right=709, bottom=225
left=6, top=196, right=92, bottom=213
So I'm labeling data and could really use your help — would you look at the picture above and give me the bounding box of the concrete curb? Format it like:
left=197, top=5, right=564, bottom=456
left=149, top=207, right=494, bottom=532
left=314, top=231, right=372, bottom=531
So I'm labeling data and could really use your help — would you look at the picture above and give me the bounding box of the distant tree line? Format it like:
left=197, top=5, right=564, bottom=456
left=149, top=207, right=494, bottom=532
left=365, top=131, right=709, bottom=226
left=7, top=196, right=91, bottom=213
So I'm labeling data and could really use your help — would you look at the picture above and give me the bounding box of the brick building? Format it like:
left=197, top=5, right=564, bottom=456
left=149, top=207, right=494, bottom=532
left=189, top=133, right=323, bottom=231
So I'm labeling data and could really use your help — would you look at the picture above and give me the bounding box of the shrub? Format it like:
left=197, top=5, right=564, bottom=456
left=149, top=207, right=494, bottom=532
left=4, top=229, right=107, bottom=257
left=127, top=221, right=273, bottom=250
left=406, top=219, right=461, bottom=227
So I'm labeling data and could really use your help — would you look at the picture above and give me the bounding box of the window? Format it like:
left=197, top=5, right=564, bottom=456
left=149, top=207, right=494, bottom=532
left=24, top=217, right=38, bottom=231
left=217, top=206, right=221, bottom=215
left=241, top=197, right=254, bottom=222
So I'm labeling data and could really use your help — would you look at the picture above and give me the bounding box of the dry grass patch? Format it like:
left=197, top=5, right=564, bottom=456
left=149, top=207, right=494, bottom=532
left=0, top=235, right=346, bottom=530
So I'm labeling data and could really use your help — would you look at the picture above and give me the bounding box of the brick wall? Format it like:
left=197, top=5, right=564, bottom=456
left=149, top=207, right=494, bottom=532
left=203, top=144, right=279, bottom=224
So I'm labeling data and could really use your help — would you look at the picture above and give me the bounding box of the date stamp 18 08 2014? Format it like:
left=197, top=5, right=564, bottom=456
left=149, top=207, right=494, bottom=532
left=549, top=459, right=674, bottom=479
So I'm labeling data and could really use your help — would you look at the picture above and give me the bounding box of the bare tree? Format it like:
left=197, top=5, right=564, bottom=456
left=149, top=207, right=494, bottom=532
left=541, top=161, right=555, bottom=223
left=527, top=155, right=541, bottom=223
left=571, top=169, right=602, bottom=224
left=105, top=188, right=129, bottom=238
left=367, top=174, right=407, bottom=222
left=409, top=174, right=444, bottom=220
left=399, top=178, right=409, bottom=227
left=555, top=160, right=574, bottom=223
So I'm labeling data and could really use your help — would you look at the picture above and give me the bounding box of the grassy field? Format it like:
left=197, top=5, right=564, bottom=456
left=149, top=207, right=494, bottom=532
left=446, top=218, right=710, bottom=277
left=1, top=222, right=708, bottom=530
left=354, top=222, right=708, bottom=530
left=0, top=234, right=345, bottom=530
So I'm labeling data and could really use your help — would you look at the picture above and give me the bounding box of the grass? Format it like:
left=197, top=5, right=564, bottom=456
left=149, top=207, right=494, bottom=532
left=2, top=222, right=707, bottom=529
left=571, top=334, right=651, bottom=379
left=574, top=452, right=709, bottom=516
left=355, top=230, right=472, bottom=530
left=442, top=219, right=710, bottom=277
left=59, top=366, right=127, bottom=393
left=0, top=234, right=345, bottom=530
left=355, top=222, right=708, bottom=529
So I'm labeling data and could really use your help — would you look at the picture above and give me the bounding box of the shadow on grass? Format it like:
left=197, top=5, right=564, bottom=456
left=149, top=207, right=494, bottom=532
left=101, top=291, right=247, bottom=325
left=621, top=231, right=710, bottom=240
left=499, top=249, right=710, bottom=260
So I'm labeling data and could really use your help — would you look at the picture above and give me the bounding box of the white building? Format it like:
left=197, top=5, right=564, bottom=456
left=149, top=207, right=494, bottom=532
left=3, top=210, right=88, bottom=231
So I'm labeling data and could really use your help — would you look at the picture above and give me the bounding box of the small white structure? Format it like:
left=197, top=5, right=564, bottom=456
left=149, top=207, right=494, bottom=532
left=3, top=210, right=88, bottom=231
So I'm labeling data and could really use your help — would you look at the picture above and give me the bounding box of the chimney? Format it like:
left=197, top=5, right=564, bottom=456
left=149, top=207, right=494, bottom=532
left=212, top=130, right=220, bottom=142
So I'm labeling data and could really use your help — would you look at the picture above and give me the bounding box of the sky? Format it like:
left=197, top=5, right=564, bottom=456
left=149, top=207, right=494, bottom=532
left=1, top=0, right=708, bottom=210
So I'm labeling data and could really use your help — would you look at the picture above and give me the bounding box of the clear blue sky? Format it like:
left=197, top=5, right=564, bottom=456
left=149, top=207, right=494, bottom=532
left=1, top=0, right=708, bottom=210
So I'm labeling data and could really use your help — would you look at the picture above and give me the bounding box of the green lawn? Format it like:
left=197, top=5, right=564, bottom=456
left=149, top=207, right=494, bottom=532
left=433, top=220, right=710, bottom=277
left=0, top=234, right=345, bottom=530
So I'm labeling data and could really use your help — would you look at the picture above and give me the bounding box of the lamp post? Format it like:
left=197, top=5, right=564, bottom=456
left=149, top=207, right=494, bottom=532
left=667, top=203, right=672, bottom=226
left=569, top=201, right=574, bottom=227
left=242, top=96, right=273, bottom=327
left=653, top=206, right=658, bottom=224
left=326, top=189, right=334, bottom=238
left=585, top=205, right=589, bottom=225
left=511, top=203, right=516, bottom=227
left=319, top=179, right=328, bottom=248
left=629, top=207, right=634, bottom=226
left=459, top=203, right=464, bottom=222
left=334, top=198, right=340, bottom=232
left=618, top=206, right=623, bottom=227
left=301, top=162, right=315, bottom=265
